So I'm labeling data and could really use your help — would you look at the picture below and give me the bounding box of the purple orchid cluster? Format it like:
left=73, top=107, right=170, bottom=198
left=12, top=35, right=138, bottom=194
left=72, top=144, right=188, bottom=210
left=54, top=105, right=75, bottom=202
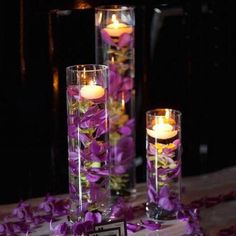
left=146, top=136, right=182, bottom=220
left=66, top=84, right=110, bottom=222
left=99, top=23, right=136, bottom=196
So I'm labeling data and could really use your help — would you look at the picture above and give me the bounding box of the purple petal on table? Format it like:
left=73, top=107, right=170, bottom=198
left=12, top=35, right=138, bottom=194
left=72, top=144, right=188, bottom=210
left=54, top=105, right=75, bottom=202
left=86, top=173, right=101, bottom=182
left=111, top=197, right=132, bottom=219
left=72, top=221, right=84, bottom=235
left=118, top=33, right=132, bottom=47
left=50, top=221, right=69, bottom=236
left=119, top=126, right=132, bottom=136
left=85, top=212, right=102, bottom=224
left=101, top=29, right=116, bottom=46
left=185, top=222, right=194, bottom=235
left=159, top=197, right=174, bottom=211
left=126, top=223, right=143, bottom=232
left=83, top=221, right=94, bottom=233
left=159, top=186, right=170, bottom=198
left=12, top=201, right=33, bottom=221
left=111, top=204, right=123, bottom=218
left=0, top=224, right=5, bottom=233
left=141, top=219, right=161, bottom=231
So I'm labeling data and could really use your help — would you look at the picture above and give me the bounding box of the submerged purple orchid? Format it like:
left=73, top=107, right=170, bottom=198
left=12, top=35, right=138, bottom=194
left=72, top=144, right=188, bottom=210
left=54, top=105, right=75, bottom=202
left=146, top=135, right=182, bottom=220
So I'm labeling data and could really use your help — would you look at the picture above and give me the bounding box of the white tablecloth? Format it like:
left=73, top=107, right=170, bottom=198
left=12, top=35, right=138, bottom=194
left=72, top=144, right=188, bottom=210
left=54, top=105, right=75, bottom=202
left=1, top=166, right=236, bottom=235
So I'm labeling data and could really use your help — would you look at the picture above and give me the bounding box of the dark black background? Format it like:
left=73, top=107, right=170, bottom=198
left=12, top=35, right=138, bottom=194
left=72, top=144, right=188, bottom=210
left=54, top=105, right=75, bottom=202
left=1, top=0, right=235, bottom=203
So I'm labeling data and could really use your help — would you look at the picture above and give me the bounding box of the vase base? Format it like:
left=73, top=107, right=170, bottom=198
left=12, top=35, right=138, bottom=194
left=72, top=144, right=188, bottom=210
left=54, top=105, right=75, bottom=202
left=146, top=202, right=177, bottom=221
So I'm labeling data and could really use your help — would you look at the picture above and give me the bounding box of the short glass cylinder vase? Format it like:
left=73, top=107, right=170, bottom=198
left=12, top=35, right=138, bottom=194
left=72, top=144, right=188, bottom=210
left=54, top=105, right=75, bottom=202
left=95, top=5, right=136, bottom=198
left=66, top=64, right=111, bottom=223
left=146, top=108, right=182, bottom=221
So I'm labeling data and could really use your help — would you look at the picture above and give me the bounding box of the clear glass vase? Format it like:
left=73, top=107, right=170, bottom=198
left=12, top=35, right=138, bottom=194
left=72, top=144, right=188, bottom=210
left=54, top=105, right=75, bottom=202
left=66, top=64, right=111, bottom=222
left=95, top=5, right=136, bottom=198
left=146, top=108, right=182, bottom=220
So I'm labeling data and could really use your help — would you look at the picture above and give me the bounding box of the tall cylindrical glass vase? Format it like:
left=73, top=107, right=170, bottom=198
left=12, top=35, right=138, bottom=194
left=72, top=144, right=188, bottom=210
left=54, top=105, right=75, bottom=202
left=95, top=5, right=136, bottom=198
left=146, top=108, right=182, bottom=220
left=66, top=64, right=111, bottom=223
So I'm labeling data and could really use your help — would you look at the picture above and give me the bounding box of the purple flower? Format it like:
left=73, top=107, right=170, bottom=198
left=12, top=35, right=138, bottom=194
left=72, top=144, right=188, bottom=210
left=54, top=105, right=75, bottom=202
left=126, top=223, right=143, bottom=233
left=86, top=172, right=101, bottom=182
left=50, top=221, right=69, bottom=236
left=72, top=221, right=94, bottom=235
left=100, top=29, right=133, bottom=48
left=100, top=29, right=116, bottom=46
left=159, top=197, right=175, bottom=211
left=89, top=185, right=108, bottom=203
left=147, top=183, right=157, bottom=202
left=67, top=85, right=79, bottom=96
left=120, top=77, right=133, bottom=91
left=118, top=33, right=133, bottom=47
left=12, top=201, right=33, bottom=221
left=114, top=165, right=127, bottom=174
left=67, top=124, right=77, bottom=139
left=84, top=212, right=102, bottom=224
left=115, top=136, right=135, bottom=161
left=68, top=151, right=78, bottom=175
left=140, top=219, right=161, bottom=231
left=39, top=195, right=69, bottom=216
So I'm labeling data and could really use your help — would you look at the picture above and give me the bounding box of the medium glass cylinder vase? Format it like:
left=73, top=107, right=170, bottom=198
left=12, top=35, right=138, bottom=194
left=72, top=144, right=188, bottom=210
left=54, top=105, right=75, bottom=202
left=95, top=5, right=136, bottom=198
left=146, top=108, right=182, bottom=220
left=66, top=64, right=111, bottom=222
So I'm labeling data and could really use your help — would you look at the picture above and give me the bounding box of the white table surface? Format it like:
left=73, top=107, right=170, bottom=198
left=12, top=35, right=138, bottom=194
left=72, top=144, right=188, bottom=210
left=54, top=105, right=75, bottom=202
left=1, top=166, right=236, bottom=236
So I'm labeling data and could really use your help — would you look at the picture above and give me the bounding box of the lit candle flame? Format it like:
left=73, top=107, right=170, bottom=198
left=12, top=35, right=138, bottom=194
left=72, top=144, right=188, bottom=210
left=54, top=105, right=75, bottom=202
left=111, top=14, right=120, bottom=28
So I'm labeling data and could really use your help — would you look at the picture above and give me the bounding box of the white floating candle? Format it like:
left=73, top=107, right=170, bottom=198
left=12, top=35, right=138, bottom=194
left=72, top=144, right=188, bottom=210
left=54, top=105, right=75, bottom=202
left=80, top=84, right=104, bottom=100
left=147, top=117, right=177, bottom=140
left=104, top=14, right=133, bottom=37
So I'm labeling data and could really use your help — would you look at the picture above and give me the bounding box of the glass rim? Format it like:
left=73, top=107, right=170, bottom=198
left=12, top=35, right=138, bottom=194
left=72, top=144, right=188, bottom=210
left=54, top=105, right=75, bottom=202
left=95, top=5, right=135, bottom=11
left=146, top=108, right=182, bottom=117
left=66, top=64, right=108, bottom=73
